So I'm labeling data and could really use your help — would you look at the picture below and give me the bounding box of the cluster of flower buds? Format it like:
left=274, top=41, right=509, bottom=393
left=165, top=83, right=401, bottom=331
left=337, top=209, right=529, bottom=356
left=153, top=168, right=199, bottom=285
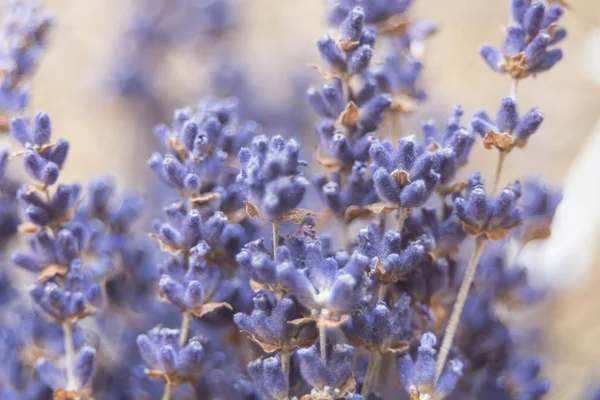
left=0, top=0, right=53, bottom=123
left=454, top=172, right=523, bottom=240
left=149, top=98, right=260, bottom=210
left=11, top=113, right=69, bottom=186
left=481, top=0, right=566, bottom=79
left=36, top=347, right=96, bottom=399
left=370, top=136, right=440, bottom=209
left=137, top=327, right=207, bottom=384
left=238, top=135, right=308, bottom=221
left=471, top=97, right=544, bottom=152
left=398, top=333, right=464, bottom=400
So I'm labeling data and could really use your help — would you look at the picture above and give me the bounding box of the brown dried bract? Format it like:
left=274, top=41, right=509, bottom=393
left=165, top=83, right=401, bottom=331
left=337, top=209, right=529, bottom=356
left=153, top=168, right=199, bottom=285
left=149, top=233, right=182, bottom=255
left=38, top=264, right=69, bottom=280
left=191, top=301, right=233, bottom=317
left=391, top=169, right=410, bottom=187
left=18, top=222, right=40, bottom=234
left=168, top=136, right=189, bottom=160
left=483, top=130, right=514, bottom=151
left=53, top=388, right=94, bottom=400
left=390, top=94, right=418, bottom=114
left=365, top=202, right=398, bottom=214
left=315, top=146, right=342, bottom=170
left=370, top=257, right=408, bottom=284
left=485, top=227, right=513, bottom=241
left=339, top=101, right=360, bottom=127
left=338, top=40, right=359, bottom=52
left=437, top=181, right=468, bottom=197
left=280, top=208, right=316, bottom=224
left=503, top=53, right=528, bottom=79
left=190, top=192, right=220, bottom=204
left=244, top=200, right=263, bottom=220
left=379, top=15, right=410, bottom=35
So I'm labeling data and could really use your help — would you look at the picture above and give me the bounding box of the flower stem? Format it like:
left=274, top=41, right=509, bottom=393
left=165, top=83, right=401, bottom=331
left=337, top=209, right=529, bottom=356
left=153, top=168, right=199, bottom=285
left=62, top=321, right=77, bottom=393
left=179, top=311, right=192, bottom=347
left=434, top=236, right=486, bottom=386
left=361, top=350, right=382, bottom=398
left=391, top=109, right=400, bottom=144
left=319, top=324, right=327, bottom=364
left=281, top=349, right=291, bottom=397
left=491, top=151, right=506, bottom=197
left=272, top=220, right=280, bottom=259
left=510, top=78, right=519, bottom=98
left=397, top=207, right=409, bottom=233
left=162, top=381, right=174, bottom=400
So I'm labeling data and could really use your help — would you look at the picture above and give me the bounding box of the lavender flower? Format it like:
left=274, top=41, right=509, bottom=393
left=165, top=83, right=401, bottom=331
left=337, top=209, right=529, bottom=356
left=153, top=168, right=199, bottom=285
left=36, top=346, right=96, bottom=396
left=398, top=333, right=463, bottom=400
left=369, top=136, right=440, bottom=208
left=454, top=172, right=523, bottom=240
left=297, top=341, right=355, bottom=398
left=238, top=135, right=308, bottom=221
left=471, top=97, right=544, bottom=151
left=0, top=0, right=52, bottom=123
left=514, top=178, right=562, bottom=244
left=137, top=327, right=207, bottom=383
left=480, top=0, right=566, bottom=79
left=29, top=260, right=101, bottom=322
left=234, top=291, right=315, bottom=353
left=248, top=355, right=289, bottom=400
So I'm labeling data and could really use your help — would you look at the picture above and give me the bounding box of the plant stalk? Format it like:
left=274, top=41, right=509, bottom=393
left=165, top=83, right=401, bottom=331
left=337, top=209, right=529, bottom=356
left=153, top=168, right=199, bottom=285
left=491, top=151, right=507, bottom=197
left=62, top=321, right=77, bottom=393
left=434, top=236, right=486, bottom=386
left=179, top=311, right=192, bottom=347
left=162, top=381, right=174, bottom=400
left=272, top=220, right=280, bottom=259
left=319, top=324, right=327, bottom=364
left=361, top=350, right=382, bottom=398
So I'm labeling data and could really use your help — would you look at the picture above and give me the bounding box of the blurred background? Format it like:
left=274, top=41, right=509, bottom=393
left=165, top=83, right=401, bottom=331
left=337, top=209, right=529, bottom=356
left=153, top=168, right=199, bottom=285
left=26, top=0, right=600, bottom=398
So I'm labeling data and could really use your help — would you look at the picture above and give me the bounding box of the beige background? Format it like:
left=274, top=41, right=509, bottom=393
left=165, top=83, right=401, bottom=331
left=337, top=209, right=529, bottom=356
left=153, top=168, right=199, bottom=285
left=27, top=1, right=600, bottom=398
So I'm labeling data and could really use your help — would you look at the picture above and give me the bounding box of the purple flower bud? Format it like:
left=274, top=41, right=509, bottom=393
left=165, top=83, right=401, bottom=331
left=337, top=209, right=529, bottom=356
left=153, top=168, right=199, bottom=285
left=73, top=347, right=96, bottom=388
left=317, top=35, right=347, bottom=72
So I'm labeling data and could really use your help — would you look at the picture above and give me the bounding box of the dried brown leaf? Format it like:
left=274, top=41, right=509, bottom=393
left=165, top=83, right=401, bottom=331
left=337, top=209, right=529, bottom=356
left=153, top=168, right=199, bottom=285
left=38, top=264, right=68, bottom=280
left=391, top=169, right=410, bottom=187
left=483, top=131, right=514, bottom=151
left=340, top=101, right=359, bottom=127
left=244, top=200, right=263, bottom=220
left=18, top=222, right=39, bottom=234
left=149, top=233, right=182, bottom=255
left=315, top=146, right=342, bottom=170
left=191, top=302, right=233, bottom=317
left=364, top=202, right=398, bottom=214
left=280, top=208, right=316, bottom=224
left=190, top=192, right=220, bottom=204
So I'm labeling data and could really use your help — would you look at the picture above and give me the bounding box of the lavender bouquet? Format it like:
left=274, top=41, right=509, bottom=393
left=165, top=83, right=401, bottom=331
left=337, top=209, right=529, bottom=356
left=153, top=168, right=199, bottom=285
left=0, top=0, right=574, bottom=399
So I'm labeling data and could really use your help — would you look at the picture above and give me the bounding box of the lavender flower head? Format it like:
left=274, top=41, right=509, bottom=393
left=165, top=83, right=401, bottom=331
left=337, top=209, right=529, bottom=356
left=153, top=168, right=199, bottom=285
left=398, top=333, right=463, bottom=400
left=237, top=135, right=309, bottom=221
left=454, top=172, right=523, bottom=240
left=369, top=136, right=440, bottom=208
left=480, top=0, right=566, bottom=78
left=0, top=0, right=53, bottom=120
left=137, top=327, right=207, bottom=383
left=471, top=97, right=544, bottom=151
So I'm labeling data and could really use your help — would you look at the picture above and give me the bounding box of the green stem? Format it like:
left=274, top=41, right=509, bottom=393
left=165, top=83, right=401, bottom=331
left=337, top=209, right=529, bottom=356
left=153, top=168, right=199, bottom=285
left=62, top=321, right=77, bottom=393
left=179, top=311, right=192, bottom=347
left=361, top=350, right=382, bottom=398
left=491, top=151, right=507, bottom=197
left=162, top=381, right=174, bottom=400
left=319, top=324, right=327, bottom=364
left=434, top=236, right=486, bottom=386
left=272, top=220, right=280, bottom=259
